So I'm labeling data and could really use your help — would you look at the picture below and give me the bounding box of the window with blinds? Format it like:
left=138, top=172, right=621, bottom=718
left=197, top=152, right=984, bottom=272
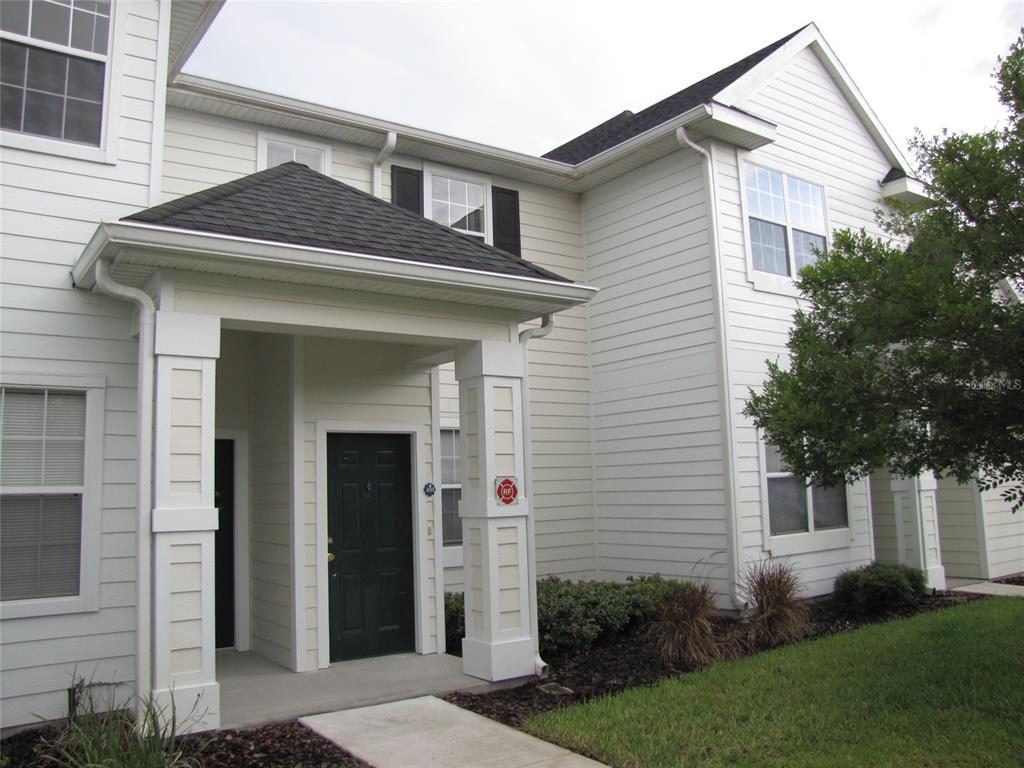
left=440, top=428, right=462, bottom=547
left=0, top=387, right=85, bottom=601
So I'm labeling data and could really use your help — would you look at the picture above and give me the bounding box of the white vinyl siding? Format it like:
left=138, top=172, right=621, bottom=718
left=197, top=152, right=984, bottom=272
left=978, top=483, right=1024, bottom=580
left=0, top=0, right=162, bottom=729
left=935, top=475, right=985, bottom=580
left=721, top=45, right=887, bottom=594
left=583, top=149, right=729, bottom=597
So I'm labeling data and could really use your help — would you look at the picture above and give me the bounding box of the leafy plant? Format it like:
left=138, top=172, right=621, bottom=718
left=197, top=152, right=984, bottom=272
left=833, top=562, right=928, bottom=617
left=39, top=684, right=199, bottom=768
left=738, top=559, right=810, bottom=650
left=444, top=591, right=465, bottom=656
left=647, top=581, right=723, bottom=669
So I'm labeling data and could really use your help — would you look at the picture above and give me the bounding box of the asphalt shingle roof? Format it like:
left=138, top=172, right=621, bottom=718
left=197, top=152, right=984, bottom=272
left=543, top=26, right=808, bottom=165
left=123, top=162, right=571, bottom=283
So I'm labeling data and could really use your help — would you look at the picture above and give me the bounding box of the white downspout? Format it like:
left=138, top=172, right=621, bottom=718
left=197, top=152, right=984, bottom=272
left=675, top=127, right=746, bottom=610
left=91, top=259, right=156, bottom=709
left=518, top=314, right=554, bottom=676
left=372, top=130, right=398, bottom=199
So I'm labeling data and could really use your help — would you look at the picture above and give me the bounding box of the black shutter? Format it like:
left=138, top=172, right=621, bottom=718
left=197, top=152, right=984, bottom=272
left=492, top=186, right=521, bottom=257
left=391, top=166, right=423, bottom=215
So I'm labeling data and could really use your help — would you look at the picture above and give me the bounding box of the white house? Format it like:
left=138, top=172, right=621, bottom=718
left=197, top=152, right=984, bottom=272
left=1, top=1, right=1020, bottom=732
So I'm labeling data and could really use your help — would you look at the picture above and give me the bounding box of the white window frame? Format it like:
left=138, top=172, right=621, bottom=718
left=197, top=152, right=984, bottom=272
left=440, top=420, right=463, bottom=568
left=0, top=372, right=105, bottom=618
left=256, top=128, right=332, bottom=174
left=757, top=436, right=853, bottom=557
left=423, top=162, right=493, bottom=245
left=0, top=0, right=123, bottom=164
left=738, top=154, right=831, bottom=296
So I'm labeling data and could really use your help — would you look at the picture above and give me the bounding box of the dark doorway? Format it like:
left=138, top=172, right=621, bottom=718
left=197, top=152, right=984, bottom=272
left=214, top=438, right=235, bottom=649
left=327, top=433, right=415, bottom=662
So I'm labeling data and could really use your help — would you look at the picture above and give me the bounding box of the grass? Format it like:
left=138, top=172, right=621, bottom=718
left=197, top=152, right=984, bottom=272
left=524, top=598, right=1024, bottom=768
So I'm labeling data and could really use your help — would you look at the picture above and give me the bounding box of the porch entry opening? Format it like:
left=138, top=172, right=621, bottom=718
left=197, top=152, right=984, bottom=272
left=327, top=433, right=415, bottom=662
left=214, top=438, right=236, bottom=649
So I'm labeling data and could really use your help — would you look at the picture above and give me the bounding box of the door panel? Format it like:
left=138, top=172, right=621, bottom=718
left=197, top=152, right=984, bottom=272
left=327, top=433, right=415, bottom=661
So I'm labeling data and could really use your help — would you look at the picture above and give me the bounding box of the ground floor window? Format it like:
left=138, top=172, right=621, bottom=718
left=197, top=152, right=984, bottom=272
left=440, top=428, right=462, bottom=546
left=764, top=442, right=848, bottom=536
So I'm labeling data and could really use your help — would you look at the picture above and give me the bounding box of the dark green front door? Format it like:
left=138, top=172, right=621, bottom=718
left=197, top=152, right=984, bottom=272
left=327, top=433, right=415, bottom=662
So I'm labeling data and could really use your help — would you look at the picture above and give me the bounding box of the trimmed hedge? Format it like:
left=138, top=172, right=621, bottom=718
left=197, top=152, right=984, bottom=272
left=833, top=562, right=928, bottom=616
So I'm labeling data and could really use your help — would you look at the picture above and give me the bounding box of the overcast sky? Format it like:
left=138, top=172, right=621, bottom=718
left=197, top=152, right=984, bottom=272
left=186, top=1, right=1024, bottom=162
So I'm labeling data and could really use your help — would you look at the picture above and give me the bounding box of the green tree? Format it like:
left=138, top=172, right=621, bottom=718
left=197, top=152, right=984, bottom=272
left=744, top=32, right=1024, bottom=511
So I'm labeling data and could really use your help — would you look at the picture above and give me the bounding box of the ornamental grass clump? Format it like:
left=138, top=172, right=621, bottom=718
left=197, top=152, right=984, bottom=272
left=647, top=580, right=723, bottom=670
left=738, top=559, right=810, bottom=650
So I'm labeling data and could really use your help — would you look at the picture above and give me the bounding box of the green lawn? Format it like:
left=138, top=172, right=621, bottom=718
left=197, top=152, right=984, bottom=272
left=524, top=598, right=1024, bottom=768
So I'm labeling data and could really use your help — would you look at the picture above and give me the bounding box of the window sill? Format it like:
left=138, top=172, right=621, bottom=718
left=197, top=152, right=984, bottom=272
left=0, top=592, right=97, bottom=620
left=1, top=129, right=113, bottom=165
left=766, top=527, right=852, bottom=557
left=747, top=270, right=802, bottom=298
left=443, top=544, right=463, bottom=568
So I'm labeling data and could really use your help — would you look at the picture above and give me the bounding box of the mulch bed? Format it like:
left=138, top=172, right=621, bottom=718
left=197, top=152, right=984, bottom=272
left=994, top=574, right=1024, bottom=587
left=1, top=720, right=370, bottom=768
left=443, top=590, right=984, bottom=727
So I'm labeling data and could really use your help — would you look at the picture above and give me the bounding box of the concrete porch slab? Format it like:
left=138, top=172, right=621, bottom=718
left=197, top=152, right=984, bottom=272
left=218, top=651, right=492, bottom=727
left=950, top=581, right=1024, bottom=597
left=302, top=695, right=608, bottom=768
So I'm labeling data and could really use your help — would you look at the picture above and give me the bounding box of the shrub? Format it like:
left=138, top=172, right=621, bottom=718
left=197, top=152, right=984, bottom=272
left=444, top=591, right=465, bottom=656
left=40, top=684, right=198, bottom=768
left=738, top=559, right=810, bottom=650
left=647, top=581, right=722, bottom=669
left=833, top=562, right=928, bottom=616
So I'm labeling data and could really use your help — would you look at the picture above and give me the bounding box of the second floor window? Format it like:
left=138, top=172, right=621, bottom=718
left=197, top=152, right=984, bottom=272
left=745, top=164, right=827, bottom=277
left=430, top=174, right=485, bottom=240
left=0, top=0, right=110, bottom=146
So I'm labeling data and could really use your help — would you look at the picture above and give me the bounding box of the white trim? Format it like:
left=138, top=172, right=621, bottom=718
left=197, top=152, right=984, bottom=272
left=423, top=162, right=493, bottom=245
left=216, top=427, right=251, bottom=653
left=880, top=176, right=932, bottom=207
left=429, top=366, right=447, bottom=652
left=0, top=374, right=105, bottom=619
left=972, top=478, right=993, bottom=580
left=257, top=128, right=333, bottom=174
left=737, top=151, right=833, bottom=295
left=152, top=506, right=218, bottom=531
left=314, top=420, right=434, bottom=663
left=290, top=336, right=308, bottom=670
left=149, top=0, right=173, bottom=207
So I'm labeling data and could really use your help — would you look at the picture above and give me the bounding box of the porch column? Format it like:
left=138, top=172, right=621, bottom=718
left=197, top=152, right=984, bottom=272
left=455, top=341, right=536, bottom=681
left=890, top=473, right=946, bottom=590
left=150, top=311, right=221, bottom=731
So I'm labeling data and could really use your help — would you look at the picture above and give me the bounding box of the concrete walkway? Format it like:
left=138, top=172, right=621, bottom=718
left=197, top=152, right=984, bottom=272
left=302, top=695, right=609, bottom=768
left=950, top=580, right=1024, bottom=597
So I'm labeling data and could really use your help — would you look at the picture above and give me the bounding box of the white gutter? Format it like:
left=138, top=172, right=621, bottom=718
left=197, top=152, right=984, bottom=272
left=518, top=314, right=554, bottom=677
left=72, top=221, right=598, bottom=308
left=675, top=127, right=746, bottom=610
left=90, top=260, right=156, bottom=714
left=372, top=130, right=397, bottom=199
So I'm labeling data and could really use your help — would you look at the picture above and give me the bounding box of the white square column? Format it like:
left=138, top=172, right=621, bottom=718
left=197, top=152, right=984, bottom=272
left=455, top=341, right=536, bottom=681
left=890, top=473, right=947, bottom=590
left=150, top=311, right=221, bottom=731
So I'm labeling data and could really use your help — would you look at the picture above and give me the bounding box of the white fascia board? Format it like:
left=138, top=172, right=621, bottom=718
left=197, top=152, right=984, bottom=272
left=167, top=2, right=225, bottom=81
left=714, top=24, right=915, bottom=173
left=71, top=221, right=598, bottom=308
left=880, top=176, right=933, bottom=207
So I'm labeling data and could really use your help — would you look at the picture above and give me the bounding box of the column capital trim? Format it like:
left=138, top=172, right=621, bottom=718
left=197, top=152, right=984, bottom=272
left=455, top=340, right=524, bottom=380
left=155, top=311, right=221, bottom=358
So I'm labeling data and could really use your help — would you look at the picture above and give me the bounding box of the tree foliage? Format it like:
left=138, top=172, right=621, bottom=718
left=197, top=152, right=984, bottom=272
left=744, top=32, right=1024, bottom=511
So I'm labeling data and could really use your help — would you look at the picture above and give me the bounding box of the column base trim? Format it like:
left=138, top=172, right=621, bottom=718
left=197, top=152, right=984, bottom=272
left=462, top=636, right=535, bottom=681
left=151, top=681, right=220, bottom=734
left=924, top=564, right=946, bottom=591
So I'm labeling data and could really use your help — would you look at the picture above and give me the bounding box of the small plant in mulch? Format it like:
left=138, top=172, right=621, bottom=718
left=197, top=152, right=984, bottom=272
left=736, top=559, right=810, bottom=651
left=833, top=562, right=927, bottom=617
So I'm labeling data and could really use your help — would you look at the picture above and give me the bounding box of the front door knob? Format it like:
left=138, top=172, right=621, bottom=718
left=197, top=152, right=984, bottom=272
left=327, top=552, right=335, bottom=562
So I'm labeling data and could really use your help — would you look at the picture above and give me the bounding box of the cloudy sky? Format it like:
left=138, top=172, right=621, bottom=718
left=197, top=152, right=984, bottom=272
left=186, top=1, right=1023, bottom=161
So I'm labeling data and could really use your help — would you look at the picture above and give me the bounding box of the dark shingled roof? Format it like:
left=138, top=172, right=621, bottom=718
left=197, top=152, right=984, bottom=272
left=881, top=167, right=907, bottom=183
left=543, top=25, right=809, bottom=165
left=123, top=162, right=571, bottom=283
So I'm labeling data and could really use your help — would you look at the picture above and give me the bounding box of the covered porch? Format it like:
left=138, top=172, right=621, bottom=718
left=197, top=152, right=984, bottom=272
left=71, top=162, right=596, bottom=731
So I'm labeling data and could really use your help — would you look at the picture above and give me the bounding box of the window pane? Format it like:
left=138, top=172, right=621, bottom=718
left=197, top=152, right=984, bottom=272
left=66, top=55, right=102, bottom=101
left=2, top=390, right=45, bottom=436
left=431, top=199, right=450, bottom=227
left=441, top=488, right=462, bottom=546
left=431, top=176, right=485, bottom=234
left=793, top=230, right=826, bottom=272
left=812, top=484, right=848, bottom=530
left=787, top=177, right=825, bottom=232
left=91, top=9, right=108, bottom=54
left=440, top=429, right=460, bottom=484
left=26, top=46, right=67, bottom=95
left=450, top=179, right=467, bottom=206
left=44, top=439, right=84, bottom=484
left=0, top=1, right=31, bottom=35
left=23, top=88, right=63, bottom=138
left=0, top=494, right=81, bottom=600
left=1, top=40, right=28, bottom=86
left=266, top=141, right=294, bottom=169
left=768, top=476, right=808, bottom=535
left=293, top=146, right=323, bottom=172
left=63, top=96, right=99, bottom=143
left=70, top=8, right=95, bottom=51
left=1, top=84, right=24, bottom=130
left=763, top=442, right=792, bottom=474
left=746, top=165, right=785, bottom=221
left=31, top=0, right=72, bottom=46
left=749, top=218, right=789, bottom=275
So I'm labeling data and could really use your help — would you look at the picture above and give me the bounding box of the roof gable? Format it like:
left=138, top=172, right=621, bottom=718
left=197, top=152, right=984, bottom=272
left=543, top=24, right=912, bottom=174
left=123, top=163, right=570, bottom=283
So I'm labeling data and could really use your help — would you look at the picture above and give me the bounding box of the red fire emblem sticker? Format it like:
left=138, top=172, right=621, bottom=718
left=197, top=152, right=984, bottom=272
left=495, top=477, right=519, bottom=505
